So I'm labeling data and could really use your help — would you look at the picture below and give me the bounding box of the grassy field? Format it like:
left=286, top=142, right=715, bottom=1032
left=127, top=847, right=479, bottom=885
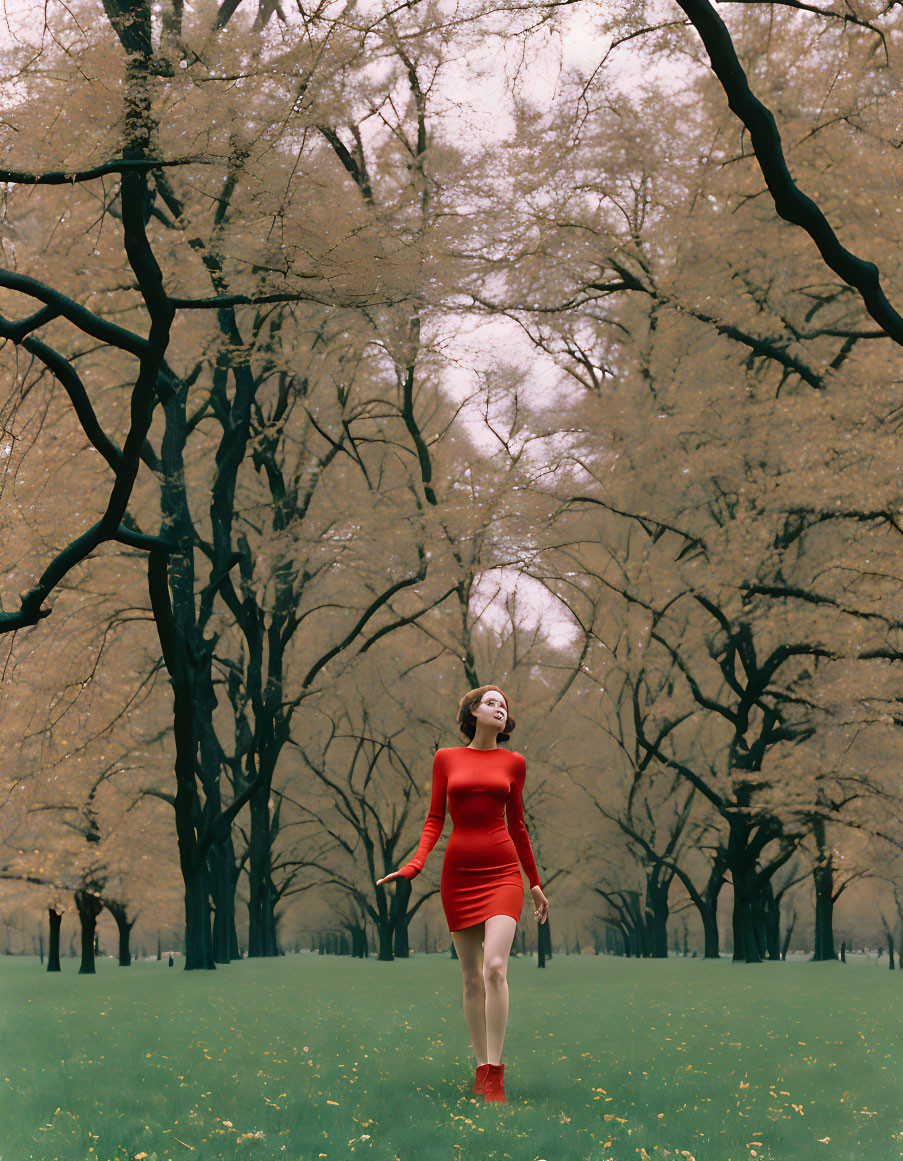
left=1, top=951, right=901, bottom=1161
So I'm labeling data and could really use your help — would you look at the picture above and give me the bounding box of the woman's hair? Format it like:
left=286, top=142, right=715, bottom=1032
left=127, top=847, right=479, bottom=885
left=456, top=685, right=516, bottom=743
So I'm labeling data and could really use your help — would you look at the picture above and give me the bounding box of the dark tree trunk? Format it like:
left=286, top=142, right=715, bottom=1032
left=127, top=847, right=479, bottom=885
left=887, top=933, right=895, bottom=970
left=812, top=856, right=836, bottom=961
left=348, top=924, right=367, bottom=958
left=781, top=911, right=795, bottom=960
left=245, top=739, right=285, bottom=958
left=729, top=815, right=762, bottom=964
left=117, top=922, right=133, bottom=966
left=47, top=908, right=62, bottom=973
left=376, top=918, right=395, bottom=961
left=644, top=808, right=722, bottom=960
left=105, top=901, right=135, bottom=967
left=391, top=876, right=426, bottom=960
left=537, top=916, right=552, bottom=967
left=393, top=906, right=410, bottom=958
left=148, top=404, right=217, bottom=973
left=74, top=890, right=104, bottom=975
left=759, top=879, right=781, bottom=961
left=183, top=866, right=214, bottom=971
left=377, top=874, right=414, bottom=962
left=208, top=834, right=240, bottom=964
left=732, top=874, right=762, bottom=964
left=247, top=787, right=273, bottom=958
left=624, top=891, right=648, bottom=957
left=646, top=882, right=670, bottom=959
left=265, top=881, right=280, bottom=955
left=697, top=904, right=719, bottom=958
left=702, top=870, right=724, bottom=959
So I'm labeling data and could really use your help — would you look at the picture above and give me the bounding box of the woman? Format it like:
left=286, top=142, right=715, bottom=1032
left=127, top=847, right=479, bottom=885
left=376, top=685, right=550, bottom=1105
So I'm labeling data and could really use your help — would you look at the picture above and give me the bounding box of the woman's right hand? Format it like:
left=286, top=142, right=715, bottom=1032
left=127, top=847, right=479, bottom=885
left=376, top=869, right=412, bottom=886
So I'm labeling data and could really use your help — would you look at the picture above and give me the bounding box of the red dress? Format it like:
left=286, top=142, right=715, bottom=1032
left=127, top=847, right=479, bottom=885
left=398, top=746, right=542, bottom=932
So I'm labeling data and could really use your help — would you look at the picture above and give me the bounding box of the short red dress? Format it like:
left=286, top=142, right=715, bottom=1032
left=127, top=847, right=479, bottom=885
left=398, top=746, right=542, bottom=932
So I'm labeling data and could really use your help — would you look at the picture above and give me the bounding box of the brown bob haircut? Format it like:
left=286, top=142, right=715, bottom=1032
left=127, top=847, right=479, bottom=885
left=456, top=685, right=516, bottom=743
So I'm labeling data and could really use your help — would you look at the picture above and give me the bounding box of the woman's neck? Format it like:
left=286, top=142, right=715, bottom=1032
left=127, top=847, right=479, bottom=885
left=469, top=720, right=503, bottom=750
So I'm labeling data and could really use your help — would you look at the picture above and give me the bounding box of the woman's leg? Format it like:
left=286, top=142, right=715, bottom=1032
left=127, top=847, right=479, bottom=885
left=483, top=915, right=517, bottom=1065
left=451, top=924, right=487, bottom=1066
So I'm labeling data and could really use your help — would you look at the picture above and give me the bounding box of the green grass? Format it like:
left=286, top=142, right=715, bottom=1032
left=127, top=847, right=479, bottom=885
left=1, top=952, right=901, bottom=1161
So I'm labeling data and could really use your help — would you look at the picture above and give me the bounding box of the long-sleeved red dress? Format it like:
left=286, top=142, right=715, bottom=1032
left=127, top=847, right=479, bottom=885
left=397, top=746, right=542, bottom=932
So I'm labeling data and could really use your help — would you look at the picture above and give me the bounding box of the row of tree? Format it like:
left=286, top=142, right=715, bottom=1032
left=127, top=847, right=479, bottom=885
left=2, top=0, right=903, bottom=969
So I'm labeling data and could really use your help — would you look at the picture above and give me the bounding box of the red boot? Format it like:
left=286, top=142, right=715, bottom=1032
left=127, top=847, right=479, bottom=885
left=483, top=1062, right=506, bottom=1103
left=473, top=1063, right=489, bottom=1094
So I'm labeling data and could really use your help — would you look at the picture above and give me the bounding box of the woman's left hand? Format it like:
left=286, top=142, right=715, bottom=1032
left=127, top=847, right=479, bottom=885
left=530, top=885, right=549, bottom=924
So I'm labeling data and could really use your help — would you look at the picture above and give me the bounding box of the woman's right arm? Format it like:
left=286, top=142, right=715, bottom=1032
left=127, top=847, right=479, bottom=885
left=376, top=749, right=448, bottom=884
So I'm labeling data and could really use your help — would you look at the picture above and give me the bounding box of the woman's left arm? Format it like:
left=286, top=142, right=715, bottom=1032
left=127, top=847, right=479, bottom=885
left=507, top=754, right=549, bottom=923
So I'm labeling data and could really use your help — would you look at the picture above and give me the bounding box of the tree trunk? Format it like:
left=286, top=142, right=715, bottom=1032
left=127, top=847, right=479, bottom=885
left=376, top=918, right=395, bottom=961
left=812, top=857, right=836, bottom=961
left=781, top=911, right=795, bottom=961
left=391, top=879, right=417, bottom=959
left=732, top=871, right=762, bottom=964
left=348, top=923, right=368, bottom=958
left=266, top=881, right=281, bottom=955
left=537, top=916, right=552, bottom=968
left=697, top=908, right=715, bottom=958
left=759, top=879, right=781, bottom=961
left=623, top=890, right=648, bottom=957
left=247, top=784, right=280, bottom=958
left=47, top=908, right=62, bottom=973
left=117, top=920, right=133, bottom=966
left=148, top=468, right=216, bottom=971
left=208, top=835, right=240, bottom=964
left=393, top=906, right=411, bottom=958
left=74, top=890, right=104, bottom=975
left=105, top=901, right=135, bottom=967
left=729, top=815, right=761, bottom=964
left=813, top=875, right=822, bottom=958
left=646, top=884, right=670, bottom=959
left=705, top=865, right=726, bottom=958
left=183, top=865, right=214, bottom=971
left=674, top=858, right=724, bottom=959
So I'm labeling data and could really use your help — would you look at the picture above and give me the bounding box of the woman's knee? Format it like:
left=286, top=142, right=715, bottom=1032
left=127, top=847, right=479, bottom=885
left=483, top=956, right=507, bottom=985
left=463, top=970, right=485, bottom=996
left=482, top=915, right=516, bottom=985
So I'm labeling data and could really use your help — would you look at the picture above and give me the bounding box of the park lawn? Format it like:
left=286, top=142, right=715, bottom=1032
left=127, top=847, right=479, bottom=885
left=1, top=953, right=901, bottom=1161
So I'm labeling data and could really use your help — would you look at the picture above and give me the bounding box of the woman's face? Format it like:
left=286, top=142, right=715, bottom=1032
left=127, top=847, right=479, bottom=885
left=473, top=690, right=508, bottom=733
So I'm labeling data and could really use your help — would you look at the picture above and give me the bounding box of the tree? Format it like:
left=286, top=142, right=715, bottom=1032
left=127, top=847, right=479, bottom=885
left=74, top=875, right=105, bottom=974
